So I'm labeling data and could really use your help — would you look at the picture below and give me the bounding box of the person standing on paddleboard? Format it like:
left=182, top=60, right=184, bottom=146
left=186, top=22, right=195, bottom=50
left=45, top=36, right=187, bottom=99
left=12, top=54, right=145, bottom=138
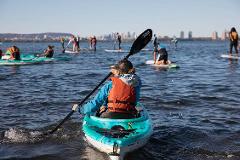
left=229, top=27, right=238, bottom=55
left=60, top=37, right=65, bottom=50
left=66, top=35, right=78, bottom=52
left=80, top=59, right=142, bottom=119
left=0, top=49, right=2, bottom=59
left=92, top=36, right=97, bottom=51
left=153, top=34, right=159, bottom=63
left=117, top=32, right=122, bottom=50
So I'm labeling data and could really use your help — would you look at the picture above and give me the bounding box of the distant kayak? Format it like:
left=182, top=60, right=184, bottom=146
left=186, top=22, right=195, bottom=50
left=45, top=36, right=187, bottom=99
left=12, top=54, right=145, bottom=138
left=146, top=60, right=179, bottom=68
left=104, top=49, right=129, bottom=53
left=221, top=54, right=239, bottom=59
left=0, top=54, right=54, bottom=66
left=82, top=103, right=153, bottom=160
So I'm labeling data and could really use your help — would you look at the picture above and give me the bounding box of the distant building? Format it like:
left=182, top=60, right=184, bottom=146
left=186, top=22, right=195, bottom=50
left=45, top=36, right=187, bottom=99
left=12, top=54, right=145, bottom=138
left=180, top=31, right=184, bottom=39
left=212, top=31, right=218, bottom=40
left=221, top=30, right=228, bottom=40
left=188, top=31, right=192, bottom=39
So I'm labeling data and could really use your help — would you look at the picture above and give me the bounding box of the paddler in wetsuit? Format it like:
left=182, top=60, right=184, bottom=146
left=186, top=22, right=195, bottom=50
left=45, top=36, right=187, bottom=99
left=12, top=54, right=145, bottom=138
left=92, top=36, right=97, bottom=51
left=153, top=34, right=159, bottom=63
left=116, top=32, right=122, bottom=50
left=154, top=45, right=170, bottom=65
left=43, top=45, right=54, bottom=58
left=229, top=27, right=239, bottom=55
left=5, top=46, right=21, bottom=60
left=0, top=49, right=2, bottom=59
left=80, top=59, right=141, bottom=119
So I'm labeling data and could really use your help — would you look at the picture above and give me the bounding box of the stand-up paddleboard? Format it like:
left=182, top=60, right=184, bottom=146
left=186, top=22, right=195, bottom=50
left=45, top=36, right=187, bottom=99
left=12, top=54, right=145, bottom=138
left=146, top=60, right=179, bottom=68
left=221, top=54, right=239, bottom=60
left=64, top=50, right=80, bottom=54
left=141, top=48, right=153, bottom=52
left=104, top=49, right=129, bottom=53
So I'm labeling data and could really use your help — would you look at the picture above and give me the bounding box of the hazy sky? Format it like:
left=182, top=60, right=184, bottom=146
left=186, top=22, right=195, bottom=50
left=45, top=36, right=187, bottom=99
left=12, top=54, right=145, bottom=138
left=0, top=0, right=239, bottom=37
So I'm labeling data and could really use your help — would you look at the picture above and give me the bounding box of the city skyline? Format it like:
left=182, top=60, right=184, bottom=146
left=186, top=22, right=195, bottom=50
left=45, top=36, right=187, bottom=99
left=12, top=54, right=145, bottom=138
left=0, top=0, right=240, bottom=37
left=1, top=0, right=239, bottom=37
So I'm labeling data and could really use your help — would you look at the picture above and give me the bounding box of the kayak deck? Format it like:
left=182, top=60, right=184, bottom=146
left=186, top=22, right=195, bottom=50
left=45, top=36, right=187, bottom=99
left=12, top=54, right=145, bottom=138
left=82, top=103, right=153, bottom=160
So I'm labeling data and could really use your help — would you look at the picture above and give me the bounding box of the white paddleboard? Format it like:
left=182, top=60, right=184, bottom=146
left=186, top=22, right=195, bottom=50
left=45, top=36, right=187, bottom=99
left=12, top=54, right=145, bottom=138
left=64, top=50, right=80, bottom=54
left=146, top=60, right=179, bottom=68
left=221, top=54, right=239, bottom=59
left=104, top=49, right=128, bottom=53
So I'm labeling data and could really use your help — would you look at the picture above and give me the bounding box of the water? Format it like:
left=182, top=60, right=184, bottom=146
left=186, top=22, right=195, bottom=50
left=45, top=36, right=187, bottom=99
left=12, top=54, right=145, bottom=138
left=0, top=41, right=240, bottom=160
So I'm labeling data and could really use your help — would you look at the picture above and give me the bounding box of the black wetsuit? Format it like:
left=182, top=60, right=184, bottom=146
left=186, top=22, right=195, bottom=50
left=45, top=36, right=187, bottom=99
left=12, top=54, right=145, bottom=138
left=229, top=32, right=239, bottom=54
left=13, top=52, right=21, bottom=60
left=45, top=50, right=54, bottom=58
left=153, top=37, right=158, bottom=52
left=117, top=35, right=121, bottom=50
left=158, top=48, right=168, bottom=64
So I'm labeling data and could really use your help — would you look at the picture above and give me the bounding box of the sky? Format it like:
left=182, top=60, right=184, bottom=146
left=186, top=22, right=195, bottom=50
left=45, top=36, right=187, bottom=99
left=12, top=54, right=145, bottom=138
left=0, top=0, right=239, bottom=37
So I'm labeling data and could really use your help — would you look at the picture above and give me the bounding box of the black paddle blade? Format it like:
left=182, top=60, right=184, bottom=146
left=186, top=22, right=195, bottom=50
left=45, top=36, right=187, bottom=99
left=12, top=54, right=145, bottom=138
left=126, top=29, right=152, bottom=59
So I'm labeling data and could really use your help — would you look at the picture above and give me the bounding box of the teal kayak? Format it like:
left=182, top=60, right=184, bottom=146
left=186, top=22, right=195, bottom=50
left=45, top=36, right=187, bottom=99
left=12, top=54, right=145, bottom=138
left=82, top=103, right=153, bottom=160
left=0, top=54, right=54, bottom=66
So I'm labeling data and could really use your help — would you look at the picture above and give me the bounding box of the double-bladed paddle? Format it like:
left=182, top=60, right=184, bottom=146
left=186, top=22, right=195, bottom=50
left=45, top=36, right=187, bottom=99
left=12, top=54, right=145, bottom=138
left=44, top=29, right=152, bottom=136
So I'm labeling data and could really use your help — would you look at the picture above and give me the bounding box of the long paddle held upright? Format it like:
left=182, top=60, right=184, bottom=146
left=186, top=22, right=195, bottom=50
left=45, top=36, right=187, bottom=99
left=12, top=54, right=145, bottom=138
left=44, top=29, right=152, bottom=136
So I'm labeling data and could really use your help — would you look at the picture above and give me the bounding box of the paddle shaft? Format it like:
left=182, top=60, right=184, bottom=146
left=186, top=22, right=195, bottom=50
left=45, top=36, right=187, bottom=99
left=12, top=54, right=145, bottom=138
left=45, top=72, right=112, bottom=135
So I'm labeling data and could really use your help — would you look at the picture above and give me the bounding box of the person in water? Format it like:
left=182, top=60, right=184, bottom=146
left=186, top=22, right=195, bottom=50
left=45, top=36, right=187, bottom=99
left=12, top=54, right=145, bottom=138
left=80, top=59, right=141, bottom=119
left=229, top=27, right=238, bottom=55
left=6, top=46, right=21, bottom=60
left=43, top=45, right=54, bottom=58
left=116, top=32, right=122, bottom=50
left=92, top=36, right=97, bottom=51
left=153, top=34, right=159, bottom=62
left=154, top=45, right=169, bottom=65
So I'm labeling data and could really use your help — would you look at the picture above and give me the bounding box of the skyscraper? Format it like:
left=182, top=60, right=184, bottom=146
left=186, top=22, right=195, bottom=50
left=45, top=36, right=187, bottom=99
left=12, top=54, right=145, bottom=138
left=212, top=31, right=218, bottom=40
left=180, top=31, right=184, bottom=39
left=221, top=30, right=228, bottom=40
left=188, top=31, right=192, bottom=39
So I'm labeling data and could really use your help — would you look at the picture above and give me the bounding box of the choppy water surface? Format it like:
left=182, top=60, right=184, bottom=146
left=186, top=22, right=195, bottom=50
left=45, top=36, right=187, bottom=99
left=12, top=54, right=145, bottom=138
left=0, top=41, right=240, bottom=160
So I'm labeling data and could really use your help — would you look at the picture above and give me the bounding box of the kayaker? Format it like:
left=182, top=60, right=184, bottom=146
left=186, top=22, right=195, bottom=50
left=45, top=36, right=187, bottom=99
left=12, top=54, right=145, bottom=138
left=117, top=32, right=122, bottom=50
left=80, top=59, right=141, bottom=119
left=92, top=36, right=97, bottom=51
left=153, top=34, right=159, bottom=62
left=43, top=45, right=54, bottom=58
left=229, top=27, right=238, bottom=54
left=6, top=46, right=21, bottom=60
left=154, top=45, right=169, bottom=65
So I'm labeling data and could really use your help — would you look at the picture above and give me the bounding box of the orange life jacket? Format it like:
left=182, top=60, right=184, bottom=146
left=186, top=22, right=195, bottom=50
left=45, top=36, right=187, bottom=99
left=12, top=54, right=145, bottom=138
left=107, top=77, right=137, bottom=114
